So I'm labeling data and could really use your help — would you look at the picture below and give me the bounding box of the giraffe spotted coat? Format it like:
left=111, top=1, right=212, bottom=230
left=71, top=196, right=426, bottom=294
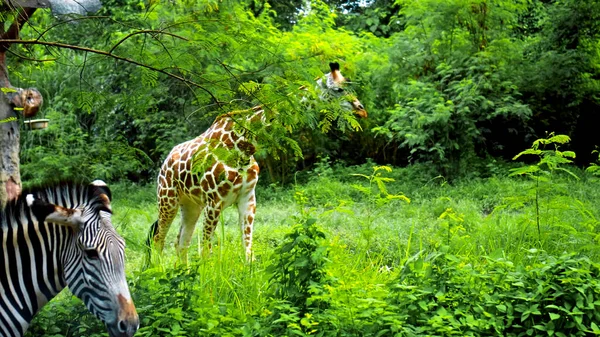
left=152, top=108, right=262, bottom=261
left=149, top=62, right=367, bottom=263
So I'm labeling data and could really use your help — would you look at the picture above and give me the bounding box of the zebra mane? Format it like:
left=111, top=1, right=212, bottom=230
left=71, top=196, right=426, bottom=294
left=2, top=180, right=112, bottom=218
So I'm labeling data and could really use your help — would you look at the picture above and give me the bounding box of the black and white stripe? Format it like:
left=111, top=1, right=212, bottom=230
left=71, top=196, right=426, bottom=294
left=0, top=181, right=138, bottom=337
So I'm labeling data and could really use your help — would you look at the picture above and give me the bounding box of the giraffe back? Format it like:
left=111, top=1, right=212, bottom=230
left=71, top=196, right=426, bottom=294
left=158, top=113, right=259, bottom=208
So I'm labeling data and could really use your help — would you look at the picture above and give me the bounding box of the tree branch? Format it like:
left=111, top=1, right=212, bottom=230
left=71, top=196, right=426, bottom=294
left=0, top=38, right=222, bottom=108
left=108, top=30, right=188, bottom=54
left=0, top=7, right=36, bottom=51
left=5, top=47, right=55, bottom=62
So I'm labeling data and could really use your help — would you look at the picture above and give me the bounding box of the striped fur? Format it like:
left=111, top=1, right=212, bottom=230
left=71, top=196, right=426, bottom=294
left=0, top=181, right=138, bottom=337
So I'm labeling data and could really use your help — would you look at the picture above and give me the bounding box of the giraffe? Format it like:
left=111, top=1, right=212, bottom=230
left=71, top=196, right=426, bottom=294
left=148, top=62, right=367, bottom=263
left=314, top=62, right=367, bottom=118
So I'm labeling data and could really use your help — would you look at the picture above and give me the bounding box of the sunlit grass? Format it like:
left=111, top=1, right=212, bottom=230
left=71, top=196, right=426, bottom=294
left=26, top=163, right=600, bottom=336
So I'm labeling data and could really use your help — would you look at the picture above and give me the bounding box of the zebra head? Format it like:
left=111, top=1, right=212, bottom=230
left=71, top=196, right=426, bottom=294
left=316, top=62, right=368, bottom=118
left=27, top=180, right=139, bottom=337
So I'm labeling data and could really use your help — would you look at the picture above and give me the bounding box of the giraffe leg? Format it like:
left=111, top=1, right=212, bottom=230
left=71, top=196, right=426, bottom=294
left=238, top=190, right=256, bottom=261
left=152, top=187, right=179, bottom=254
left=176, top=200, right=202, bottom=264
left=144, top=197, right=177, bottom=268
left=153, top=205, right=177, bottom=253
left=200, top=204, right=221, bottom=257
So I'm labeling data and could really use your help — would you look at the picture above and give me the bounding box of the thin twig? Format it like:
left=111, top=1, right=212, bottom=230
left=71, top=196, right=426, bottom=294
left=5, top=47, right=55, bottom=62
left=34, top=15, right=111, bottom=41
left=109, top=30, right=187, bottom=54
left=0, top=38, right=222, bottom=107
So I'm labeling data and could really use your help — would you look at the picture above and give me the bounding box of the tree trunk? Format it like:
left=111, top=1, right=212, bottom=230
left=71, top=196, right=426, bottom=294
left=0, top=51, right=21, bottom=208
left=0, top=7, right=45, bottom=208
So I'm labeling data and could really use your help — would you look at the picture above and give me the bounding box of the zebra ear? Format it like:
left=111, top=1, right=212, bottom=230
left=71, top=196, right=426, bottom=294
left=89, top=180, right=112, bottom=212
left=26, top=194, right=83, bottom=228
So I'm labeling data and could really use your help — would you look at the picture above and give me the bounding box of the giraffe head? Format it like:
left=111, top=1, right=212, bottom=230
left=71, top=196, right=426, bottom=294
left=316, top=62, right=368, bottom=118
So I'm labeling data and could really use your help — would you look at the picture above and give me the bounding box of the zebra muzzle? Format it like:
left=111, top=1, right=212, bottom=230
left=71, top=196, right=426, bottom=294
left=107, top=294, right=139, bottom=337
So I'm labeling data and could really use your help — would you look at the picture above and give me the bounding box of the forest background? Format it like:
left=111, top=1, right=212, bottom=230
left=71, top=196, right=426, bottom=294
left=13, top=0, right=600, bottom=184
left=6, top=0, right=600, bottom=336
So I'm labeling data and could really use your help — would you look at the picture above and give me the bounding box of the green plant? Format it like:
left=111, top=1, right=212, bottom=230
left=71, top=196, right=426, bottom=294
left=254, top=199, right=337, bottom=336
left=349, top=165, right=410, bottom=248
left=266, top=217, right=331, bottom=312
left=507, top=133, right=578, bottom=239
left=586, top=149, right=600, bottom=177
left=387, top=250, right=600, bottom=336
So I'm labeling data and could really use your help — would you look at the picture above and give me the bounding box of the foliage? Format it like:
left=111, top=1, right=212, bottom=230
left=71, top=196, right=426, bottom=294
left=371, top=0, right=532, bottom=177
left=350, top=165, right=411, bottom=206
left=13, top=0, right=380, bottom=184
left=20, top=158, right=600, bottom=336
left=507, top=134, right=578, bottom=239
left=510, top=134, right=578, bottom=180
left=253, top=190, right=337, bottom=336
left=6, top=0, right=599, bottom=181
left=20, top=106, right=153, bottom=184
left=265, top=217, right=331, bottom=312
left=586, top=150, right=600, bottom=177
left=5, top=0, right=600, bottom=335
left=347, top=165, right=410, bottom=249
left=516, top=0, right=600, bottom=165
left=388, top=250, right=600, bottom=336
left=335, top=0, right=402, bottom=37
left=131, top=266, right=248, bottom=336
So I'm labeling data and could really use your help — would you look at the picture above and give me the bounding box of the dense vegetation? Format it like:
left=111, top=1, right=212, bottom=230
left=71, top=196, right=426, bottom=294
left=6, top=0, right=600, bottom=336
left=26, top=148, right=600, bottom=336
left=13, top=0, right=600, bottom=182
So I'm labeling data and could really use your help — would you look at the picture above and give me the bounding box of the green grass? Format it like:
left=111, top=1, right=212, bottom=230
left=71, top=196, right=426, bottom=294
left=26, top=162, right=600, bottom=336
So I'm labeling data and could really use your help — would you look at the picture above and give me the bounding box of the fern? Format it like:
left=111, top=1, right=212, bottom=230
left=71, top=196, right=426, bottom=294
left=141, top=68, right=158, bottom=88
left=319, top=109, right=335, bottom=133
left=78, top=92, right=95, bottom=114
left=239, top=81, right=260, bottom=95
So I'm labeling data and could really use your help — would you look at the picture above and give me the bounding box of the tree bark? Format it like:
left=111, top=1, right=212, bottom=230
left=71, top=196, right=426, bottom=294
left=0, top=51, right=21, bottom=208
left=0, top=7, right=42, bottom=208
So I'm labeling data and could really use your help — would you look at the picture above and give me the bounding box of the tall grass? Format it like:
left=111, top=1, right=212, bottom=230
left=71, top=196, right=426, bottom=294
left=26, top=159, right=600, bottom=336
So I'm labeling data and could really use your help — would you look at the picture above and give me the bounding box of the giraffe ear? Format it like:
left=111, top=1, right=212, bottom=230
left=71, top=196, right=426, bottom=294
left=26, top=194, right=83, bottom=229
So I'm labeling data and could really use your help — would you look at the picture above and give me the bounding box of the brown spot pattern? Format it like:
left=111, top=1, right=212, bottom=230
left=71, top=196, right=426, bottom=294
left=157, top=97, right=367, bottom=261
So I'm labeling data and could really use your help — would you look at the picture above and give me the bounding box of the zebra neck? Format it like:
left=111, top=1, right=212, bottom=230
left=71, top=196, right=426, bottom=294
left=0, top=220, right=69, bottom=337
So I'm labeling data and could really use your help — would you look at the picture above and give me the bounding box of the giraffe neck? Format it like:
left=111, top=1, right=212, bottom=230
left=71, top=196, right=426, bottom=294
left=205, top=107, right=264, bottom=156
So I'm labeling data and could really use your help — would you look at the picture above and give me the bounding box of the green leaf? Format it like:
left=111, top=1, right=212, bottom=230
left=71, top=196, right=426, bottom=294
left=512, top=149, right=542, bottom=160
left=508, top=165, right=540, bottom=177
left=591, top=322, right=600, bottom=334
left=547, top=134, right=571, bottom=144
left=1, top=87, right=17, bottom=93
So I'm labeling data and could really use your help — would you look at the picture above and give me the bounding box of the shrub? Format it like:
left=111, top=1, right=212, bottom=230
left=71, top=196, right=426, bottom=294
left=387, top=250, right=600, bottom=336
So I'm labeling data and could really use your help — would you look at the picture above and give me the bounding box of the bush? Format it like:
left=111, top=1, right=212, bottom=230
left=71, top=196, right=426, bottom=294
left=387, top=250, right=600, bottom=336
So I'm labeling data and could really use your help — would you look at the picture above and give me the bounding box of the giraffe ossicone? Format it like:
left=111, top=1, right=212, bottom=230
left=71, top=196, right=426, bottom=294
left=148, top=63, right=367, bottom=263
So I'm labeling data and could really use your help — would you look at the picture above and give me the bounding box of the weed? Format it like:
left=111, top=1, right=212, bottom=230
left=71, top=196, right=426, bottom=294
left=508, top=133, right=578, bottom=238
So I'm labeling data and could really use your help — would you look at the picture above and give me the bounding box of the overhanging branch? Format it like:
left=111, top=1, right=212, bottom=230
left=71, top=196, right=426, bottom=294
left=109, top=30, right=188, bottom=54
left=0, top=38, right=222, bottom=108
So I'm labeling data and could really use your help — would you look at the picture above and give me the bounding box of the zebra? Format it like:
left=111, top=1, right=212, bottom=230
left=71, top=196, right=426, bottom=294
left=0, top=180, right=139, bottom=337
